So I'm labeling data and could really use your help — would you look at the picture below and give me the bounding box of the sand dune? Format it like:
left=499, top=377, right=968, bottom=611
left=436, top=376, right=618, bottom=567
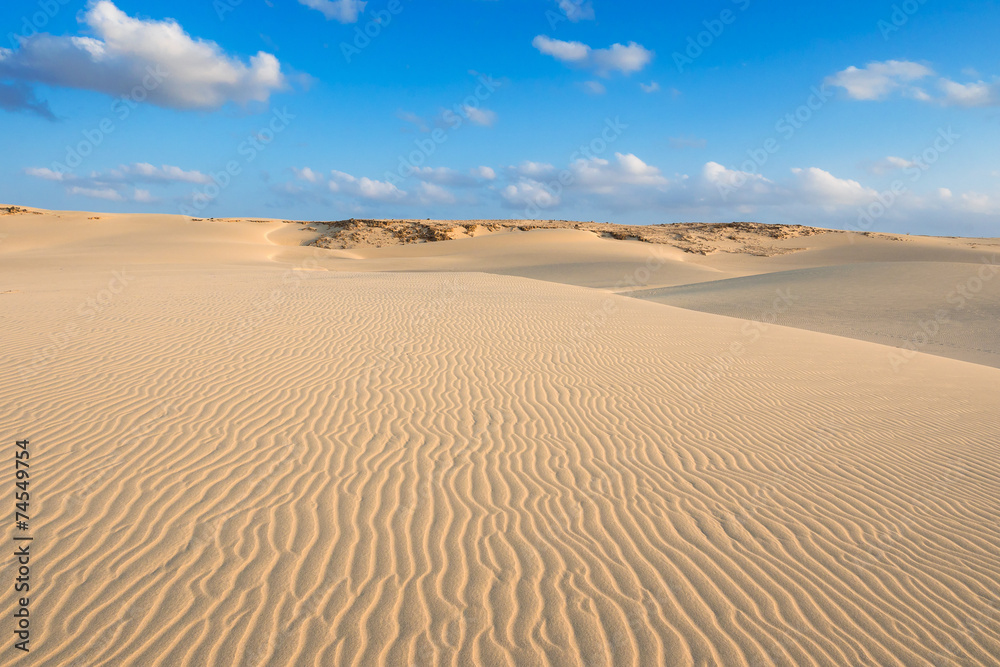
left=2, top=208, right=999, bottom=666
left=630, top=261, right=1000, bottom=368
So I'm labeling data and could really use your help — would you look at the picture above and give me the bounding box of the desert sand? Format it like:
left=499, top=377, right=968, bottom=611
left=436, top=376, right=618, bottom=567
left=2, top=207, right=999, bottom=666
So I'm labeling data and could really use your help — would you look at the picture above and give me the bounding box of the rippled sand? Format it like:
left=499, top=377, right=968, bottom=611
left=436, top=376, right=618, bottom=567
left=2, top=209, right=998, bottom=666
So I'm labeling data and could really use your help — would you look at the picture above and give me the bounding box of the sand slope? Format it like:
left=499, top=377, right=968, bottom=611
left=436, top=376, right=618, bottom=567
left=2, top=209, right=999, bottom=666
left=630, top=261, right=1000, bottom=368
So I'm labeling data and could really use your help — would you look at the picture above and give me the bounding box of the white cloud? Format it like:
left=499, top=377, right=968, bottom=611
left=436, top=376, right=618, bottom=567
left=416, top=182, right=457, bottom=205
left=411, top=167, right=480, bottom=187
left=582, top=80, right=606, bottom=95
left=472, top=166, right=496, bottom=180
left=532, top=35, right=590, bottom=63
left=591, top=42, right=655, bottom=77
left=133, top=188, right=157, bottom=203
left=293, top=167, right=323, bottom=183
left=700, top=162, right=889, bottom=210
left=702, top=161, right=775, bottom=202
left=0, top=1, right=286, bottom=111
left=284, top=166, right=474, bottom=208
left=515, top=161, right=556, bottom=178
left=503, top=153, right=668, bottom=212
left=938, top=78, right=999, bottom=107
left=556, top=0, right=595, bottom=22
left=958, top=191, right=1000, bottom=214
left=25, top=167, right=65, bottom=181
left=827, top=60, right=1000, bottom=107
left=27, top=161, right=213, bottom=202
left=826, top=60, right=933, bottom=101
left=68, top=186, right=125, bottom=201
left=790, top=167, right=878, bottom=206
left=461, top=105, right=498, bottom=127
left=532, top=36, right=653, bottom=76
left=329, top=170, right=405, bottom=201
left=108, top=163, right=211, bottom=184
left=868, top=156, right=917, bottom=174
left=640, top=81, right=661, bottom=93
left=298, top=0, right=366, bottom=22
left=570, top=153, right=669, bottom=195
left=501, top=180, right=561, bottom=208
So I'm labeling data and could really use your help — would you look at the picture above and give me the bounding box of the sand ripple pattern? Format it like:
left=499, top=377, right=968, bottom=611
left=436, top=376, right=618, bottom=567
left=2, top=271, right=999, bottom=667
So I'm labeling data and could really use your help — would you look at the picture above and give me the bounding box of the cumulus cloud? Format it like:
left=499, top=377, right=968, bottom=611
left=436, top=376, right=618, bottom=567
left=501, top=180, right=561, bottom=209
left=472, top=166, right=496, bottom=180
left=329, top=170, right=405, bottom=201
left=516, top=161, right=557, bottom=178
left=503, top=153, right=669, bottom=212
left=827, top=60, right=1000, bottom=107
left=292, top=167, right=323, bottom=183
left=938, top=78, right=999, bottom=107
left=573, top=153, right=669, bottom=192
left=702, top=161, right=775, bottom=203
left=133, top=188, right=157, bottom=203
left=416, top=182, right=457, bottom=205
left=582, top=81, right=606, bottom=95
left=826, top=60, right=933, bottom=101
left=640, top=81, right=661, bottom=93
left=25, top=161, right=210, bottom=203
left=287, top=166, right=469, bottom=208
left=0, top=1, right=286, bottom=111
left=532, top=36, right=653, bottom=76
left=790, top=167, right=878, bottom=206
left=298, top=0, right=366, bottom=22
left=532, top=36, right=590, bottom=64
left=956, top=191, right=1000, bottom=214
left=409, top=167, right=480, bottom=187
left=107, top=163, right=212, bottom=184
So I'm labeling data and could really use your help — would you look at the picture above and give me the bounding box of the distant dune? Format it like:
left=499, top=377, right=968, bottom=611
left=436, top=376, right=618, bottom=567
left=2, top=206, right=999, bottom=666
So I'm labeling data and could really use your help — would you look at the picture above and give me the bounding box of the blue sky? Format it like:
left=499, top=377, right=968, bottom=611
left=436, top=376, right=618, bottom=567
left=2, top=0, right=999, bottom=235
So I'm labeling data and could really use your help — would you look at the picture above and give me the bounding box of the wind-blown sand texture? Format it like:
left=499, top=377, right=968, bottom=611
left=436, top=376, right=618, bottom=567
left=2, top=207, right=999, bottom=666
